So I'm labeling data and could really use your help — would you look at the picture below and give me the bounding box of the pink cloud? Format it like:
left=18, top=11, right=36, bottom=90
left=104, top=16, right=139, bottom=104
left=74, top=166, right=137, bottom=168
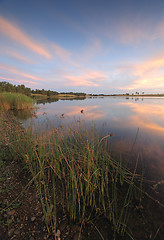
left=64, top=70, right=107, bottom=87
left=113, top=55, right=164, bottom=91
left=117, top=21, right=153, bottom=44
left=0, top=16, right=51, bottom=59
left=0, top=64, right=41, bottom=81
left=0, top=76, right=37, bottom=85
left=127, top=57, right=164, bottom=90
left=64, top=75, right=99, bottom=86
left=51, top=43, right=72, bottom=61
left=6, top=50, right=35, bottom=64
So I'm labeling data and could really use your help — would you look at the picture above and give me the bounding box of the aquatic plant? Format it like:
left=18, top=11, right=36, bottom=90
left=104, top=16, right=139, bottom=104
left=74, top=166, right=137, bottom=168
left=0, top=92, right=34, bottom=111
left=9, top=118, right=142, bottom=239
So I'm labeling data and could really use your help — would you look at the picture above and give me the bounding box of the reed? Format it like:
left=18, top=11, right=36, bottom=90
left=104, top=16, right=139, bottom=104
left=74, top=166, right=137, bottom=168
left=9, top=119, right=142, bottom=238
left=0, top=92, right=34, bottom=111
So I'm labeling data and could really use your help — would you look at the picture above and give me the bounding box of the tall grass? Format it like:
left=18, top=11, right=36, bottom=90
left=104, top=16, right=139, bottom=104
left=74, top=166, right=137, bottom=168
left=0, top=92, right=34, bottom=111
left=10, top=119, right=142, bottom=238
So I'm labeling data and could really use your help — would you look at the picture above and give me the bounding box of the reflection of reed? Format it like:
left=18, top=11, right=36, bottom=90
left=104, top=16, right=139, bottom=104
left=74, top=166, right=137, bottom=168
left=12, top=109, right=37, bottom=120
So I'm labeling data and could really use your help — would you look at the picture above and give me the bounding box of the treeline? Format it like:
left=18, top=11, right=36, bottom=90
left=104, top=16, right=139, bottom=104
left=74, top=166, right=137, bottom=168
left=60, top=92, right=86, bottom=96
left=0, top=81, right=86, bottom=97
left=0, top=81, right=32, bottom=96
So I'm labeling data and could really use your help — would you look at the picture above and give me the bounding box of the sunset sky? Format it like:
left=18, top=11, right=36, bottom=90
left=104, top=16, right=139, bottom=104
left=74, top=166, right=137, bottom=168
left=1, top=0, right=164, bottom=94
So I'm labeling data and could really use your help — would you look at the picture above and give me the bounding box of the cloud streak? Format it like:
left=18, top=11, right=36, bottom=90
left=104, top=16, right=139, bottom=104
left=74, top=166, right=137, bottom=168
left=0, top=64, right=41, bottom=81
left=101, top=15, right=164, bottom=46
left=0, top=16, right=51, bottom=59
left=111, top=55, right=164, bottom=92
left=127, top=57, right=164, bottom=90
left=51, top=43, right=72, bottom=61
left=6, top=50, right=35, bottom=64
left=0, top=76, right=37, bottom=85
left=64, top=70, right=107, bottom=87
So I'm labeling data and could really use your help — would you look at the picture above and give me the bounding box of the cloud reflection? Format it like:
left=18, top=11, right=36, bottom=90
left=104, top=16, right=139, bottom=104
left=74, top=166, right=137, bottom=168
left=36, top=104, right=105, bottom=121
left=117, top=101, right=164, bottom=134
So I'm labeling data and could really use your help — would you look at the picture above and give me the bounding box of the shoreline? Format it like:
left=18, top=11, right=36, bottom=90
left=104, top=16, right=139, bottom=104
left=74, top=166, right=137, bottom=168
left=32, top=93, right=164, bottom=101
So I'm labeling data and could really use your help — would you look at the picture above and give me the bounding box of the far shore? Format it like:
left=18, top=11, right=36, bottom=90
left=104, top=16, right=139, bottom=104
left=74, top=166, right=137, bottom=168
left=32, top=93, right=164, bottom=100
left=89, top=93, right=164, bottom=97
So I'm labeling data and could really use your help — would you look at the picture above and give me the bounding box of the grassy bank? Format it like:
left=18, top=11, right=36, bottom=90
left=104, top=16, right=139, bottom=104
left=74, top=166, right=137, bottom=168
left=0, top=92, right=35, bottom=111
left=6, top=117, right=144, bottom=239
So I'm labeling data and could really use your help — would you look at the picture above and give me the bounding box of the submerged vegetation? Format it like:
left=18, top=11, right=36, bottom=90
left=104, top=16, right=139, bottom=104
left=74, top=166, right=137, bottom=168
left=0, top=92, right=35, bottom=111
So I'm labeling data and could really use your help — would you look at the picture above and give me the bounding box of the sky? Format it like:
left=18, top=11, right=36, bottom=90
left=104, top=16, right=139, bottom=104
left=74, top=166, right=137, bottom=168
left=1, top=0, right=164, bottom=94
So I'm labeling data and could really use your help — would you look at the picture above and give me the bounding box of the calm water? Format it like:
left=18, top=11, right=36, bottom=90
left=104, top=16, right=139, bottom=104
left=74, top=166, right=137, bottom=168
left=21, top=96, right=164, bottom=180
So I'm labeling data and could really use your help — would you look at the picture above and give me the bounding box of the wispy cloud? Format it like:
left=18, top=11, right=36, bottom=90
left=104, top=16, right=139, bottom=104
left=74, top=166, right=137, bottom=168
left=126, top=57, right=164, bottom=90
left=102, top=16, right=164, bottom=45
left=0, top=16, right=77, bottom=65
left=6, top=50, right=35, bottom=64
left=115, top=19, right=155, bottom=44
left=0, top=76, right=37, bottom=85
left=0, top=64, right=41, bottom=80
left=110, top=55, right=164, bottom=91
left=64, top=70, right=107, bottom=87
left=0, top=16, right=51, bottom=59
left=51, top=43, right=72, bottom=61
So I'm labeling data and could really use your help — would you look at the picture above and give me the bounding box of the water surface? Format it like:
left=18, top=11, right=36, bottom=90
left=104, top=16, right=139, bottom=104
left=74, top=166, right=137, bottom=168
left=22, top=96, right=164, bottom=180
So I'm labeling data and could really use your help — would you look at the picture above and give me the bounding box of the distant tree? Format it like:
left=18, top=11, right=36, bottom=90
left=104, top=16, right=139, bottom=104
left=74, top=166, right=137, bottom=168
left=25, top=87, right=31, bottom=96
left=35, top=89, right=40, bottom=94
left=41, top=89, right=46, bottom=95
left=47, top=90, right=52, bottom=96
left=0, top=81, right=82, bottom=97
left=52, top=91, right=58, bottom=95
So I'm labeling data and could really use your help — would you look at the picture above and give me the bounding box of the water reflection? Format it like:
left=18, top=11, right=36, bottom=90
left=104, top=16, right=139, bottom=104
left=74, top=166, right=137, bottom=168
left=12, top=109, right=36, bottom=120
left=18, top=97, right=164, bottom=179
left=36, top=96, right=86, bottom=105
left=114, top=101, right=164, bottom=135
left=37, top=98, right=59, bottom=104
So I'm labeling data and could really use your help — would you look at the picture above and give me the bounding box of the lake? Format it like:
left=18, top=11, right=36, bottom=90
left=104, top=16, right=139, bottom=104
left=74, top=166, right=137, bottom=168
left=21, top=96, right=164, bottom=181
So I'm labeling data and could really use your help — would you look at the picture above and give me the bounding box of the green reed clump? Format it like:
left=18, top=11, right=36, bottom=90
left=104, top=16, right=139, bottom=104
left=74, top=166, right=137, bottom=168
left=0, top=92, right=34, bottom=111
left=10, top=120, right=142, bottom=238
